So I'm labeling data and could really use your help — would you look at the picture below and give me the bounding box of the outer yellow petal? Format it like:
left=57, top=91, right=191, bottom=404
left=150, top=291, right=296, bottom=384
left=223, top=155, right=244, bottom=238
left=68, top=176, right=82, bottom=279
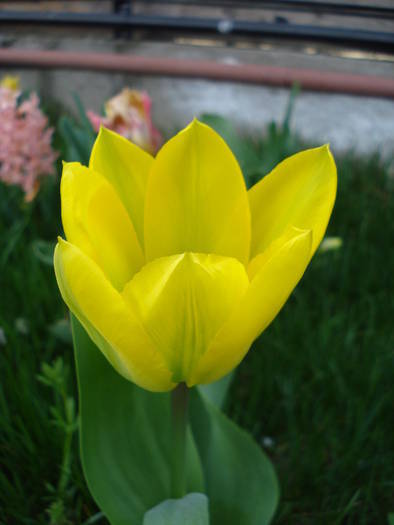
left=89, top=127, right=153, bottom=247
left=247, top=225, right=306, bottom=281
left=189, top=229, right=312, bottom=385
left=144, top=120, right=251, bottom=265
left=61, top=162, right=144, bottom=291
left=54, top=238, right=175, bottom=392
left=248, top=145, right=337, bottom=258
left=122, top=252, right=249, bottom=384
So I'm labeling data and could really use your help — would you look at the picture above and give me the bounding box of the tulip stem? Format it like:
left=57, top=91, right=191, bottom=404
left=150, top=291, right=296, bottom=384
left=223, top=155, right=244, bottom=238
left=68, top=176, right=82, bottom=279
left=171, top=382, right=189, bottom=499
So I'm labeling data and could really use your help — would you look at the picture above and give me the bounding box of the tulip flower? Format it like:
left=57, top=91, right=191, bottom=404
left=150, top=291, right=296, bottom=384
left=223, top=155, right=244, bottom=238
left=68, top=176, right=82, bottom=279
left=87, top=88, right=162, bottom=154
left=54, top=120, right=336, bottom=392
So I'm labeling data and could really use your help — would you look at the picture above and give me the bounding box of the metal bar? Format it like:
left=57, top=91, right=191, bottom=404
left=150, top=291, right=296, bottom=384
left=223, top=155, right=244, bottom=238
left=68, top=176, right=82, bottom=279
left=133, top=0, right=394, bottom=19
left=0, top=11, right=393, bottom=52
left=1, top=48, right=393, bottom=99
left=5, top=0, right=390, bottom=19
left=254, top=0, right=394, bottom=14
left=113, top=0, right=133, bottom=37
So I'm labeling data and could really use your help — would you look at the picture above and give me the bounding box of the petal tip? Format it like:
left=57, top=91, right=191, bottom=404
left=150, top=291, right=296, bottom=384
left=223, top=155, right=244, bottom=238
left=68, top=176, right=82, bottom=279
left=319, top=143, right=335, bottom=164
left=181, top=117, right=202, bottom=137
left=54, top=238, right=66, bottom=270
left=95, top=125, right=119, bottom=147
left=56, top=236, right=68, bottom=249
left=310, top=144, right=337, bottom=184
left=62, top=160, right=82, bottom=175
left=98, top=125, right=113, bottom=137
left=185, top=118, right=213, bottom=136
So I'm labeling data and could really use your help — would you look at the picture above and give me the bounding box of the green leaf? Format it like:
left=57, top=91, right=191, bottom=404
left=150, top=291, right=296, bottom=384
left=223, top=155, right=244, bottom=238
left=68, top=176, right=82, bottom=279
left=72, top=92, right=96, bottom=135
left=143, top=493, right=209, bottom=525
left=58, top=115, right=95, bottom=164
left=388, top=513, right=394, bottom=525
left=198, top=372, right=234, bottom=409
left=190, top=389, right=279, bottom=525
left=282, top=83, right=300, bottom=131
left=72, top=316, right=204, bottom=525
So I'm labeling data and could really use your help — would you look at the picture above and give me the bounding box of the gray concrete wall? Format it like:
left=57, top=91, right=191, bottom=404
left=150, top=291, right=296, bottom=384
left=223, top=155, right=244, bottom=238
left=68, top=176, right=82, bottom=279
left=1, top=35, right=393, bottom=157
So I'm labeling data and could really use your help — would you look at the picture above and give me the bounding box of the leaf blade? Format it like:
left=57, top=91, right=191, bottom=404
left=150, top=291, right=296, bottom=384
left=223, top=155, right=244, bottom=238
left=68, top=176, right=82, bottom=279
left=72, top=316, right=204, bottom=525
left=190, top=389, right=279, bottom=525
left=143, top=493, right=209, bottom=525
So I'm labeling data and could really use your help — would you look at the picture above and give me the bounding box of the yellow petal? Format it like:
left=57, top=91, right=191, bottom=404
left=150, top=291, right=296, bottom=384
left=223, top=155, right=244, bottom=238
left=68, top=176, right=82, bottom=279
left=247, top=225, right=306, bottom=280
left=54, top=238, right=175, bottom=392
left=189, top=229, right=312, bottom=385
left=61, top=162, right=144, bottom=291
left=122, top=252, right=249, bottom=384
left=89, top=127, right=153, bottom=247
left=144, top=120, right=251, bottom=265
left=248, top=145, right=337, bottom=258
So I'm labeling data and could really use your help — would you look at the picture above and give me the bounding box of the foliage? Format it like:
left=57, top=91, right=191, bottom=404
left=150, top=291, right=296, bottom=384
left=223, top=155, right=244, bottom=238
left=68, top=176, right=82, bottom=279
left=57, top=94, right=96, bottom=165
left=72, top=316, right=278, bottom=524
left=0, top=103, right=393, bottom=524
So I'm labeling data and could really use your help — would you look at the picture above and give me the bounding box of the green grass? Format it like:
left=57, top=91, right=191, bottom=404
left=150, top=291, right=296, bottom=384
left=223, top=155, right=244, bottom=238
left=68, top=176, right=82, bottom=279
left=0, top=114, right=393, bottom=524
left=230, top=152, right=394, bottom=524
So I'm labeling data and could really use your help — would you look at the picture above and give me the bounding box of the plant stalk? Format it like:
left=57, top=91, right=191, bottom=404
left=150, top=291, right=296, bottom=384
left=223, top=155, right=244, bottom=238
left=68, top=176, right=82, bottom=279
left=170, top=382, right=189, bottom=499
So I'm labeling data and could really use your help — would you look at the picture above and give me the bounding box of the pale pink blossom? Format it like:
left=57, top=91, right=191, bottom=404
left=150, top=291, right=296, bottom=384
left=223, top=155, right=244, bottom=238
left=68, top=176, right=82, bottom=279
left=87, top=88, right=162, bottom=154
left=0, top=85, right=58, bottom=201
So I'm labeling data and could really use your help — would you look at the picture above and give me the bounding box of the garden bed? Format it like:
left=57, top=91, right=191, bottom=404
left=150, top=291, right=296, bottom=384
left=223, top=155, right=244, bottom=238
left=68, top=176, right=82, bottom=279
left=0, top=88, right=393, bottom=525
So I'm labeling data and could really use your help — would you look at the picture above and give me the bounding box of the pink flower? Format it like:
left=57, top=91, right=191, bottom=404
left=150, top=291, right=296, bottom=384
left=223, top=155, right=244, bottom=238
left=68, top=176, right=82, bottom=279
left=87, top=88, right=162, bottom=154
left=0, top=85, right=58, bottom=201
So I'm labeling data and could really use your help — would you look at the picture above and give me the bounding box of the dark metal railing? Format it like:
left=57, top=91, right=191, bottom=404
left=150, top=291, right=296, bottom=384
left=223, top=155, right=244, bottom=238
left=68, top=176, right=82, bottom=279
left=138, top=0, right=394, bottom=19
left=0, top=1, right=393, bottom=53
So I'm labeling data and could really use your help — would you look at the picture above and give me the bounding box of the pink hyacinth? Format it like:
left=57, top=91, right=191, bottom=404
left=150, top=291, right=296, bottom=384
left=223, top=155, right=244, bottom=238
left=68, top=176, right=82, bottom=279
left=0, top=85, right=58, bottom=201
left=87, top=88, right=162, bottom=154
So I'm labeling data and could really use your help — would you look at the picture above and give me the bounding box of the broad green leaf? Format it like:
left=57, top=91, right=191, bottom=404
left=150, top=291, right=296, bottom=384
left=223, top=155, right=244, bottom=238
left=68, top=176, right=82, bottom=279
left=190, top=389, right=279, bottom=525
left=72, top=316, right=204, bottom=525
left=143, top=493, right=209, bottom=525
left=198, top=371, right=234, bottom=409
left=388, top=513, right=394, bottom=525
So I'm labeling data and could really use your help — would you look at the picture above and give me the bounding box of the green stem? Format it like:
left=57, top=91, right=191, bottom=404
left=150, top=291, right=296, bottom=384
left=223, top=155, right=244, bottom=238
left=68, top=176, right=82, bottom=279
left=171, top=383, right=189, bottom=499
left=58, top=391, right=73, bottom=495
left=58, top=424, right=73, bottom=495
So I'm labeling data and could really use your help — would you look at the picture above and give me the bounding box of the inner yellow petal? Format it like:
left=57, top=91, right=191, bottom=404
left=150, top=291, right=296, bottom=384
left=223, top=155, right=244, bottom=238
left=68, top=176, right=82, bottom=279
left=122, top=252, right=249, bottom=384
left=89, top=127, right=153, bottom=248
left=144, top=120, right=251, bottom=265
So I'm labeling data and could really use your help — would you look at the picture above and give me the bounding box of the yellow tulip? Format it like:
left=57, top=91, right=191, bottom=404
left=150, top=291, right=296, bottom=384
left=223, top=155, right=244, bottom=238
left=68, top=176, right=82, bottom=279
left=54, top=120, right=336, bottom=392
left=0, top=75, right=20, bottom=91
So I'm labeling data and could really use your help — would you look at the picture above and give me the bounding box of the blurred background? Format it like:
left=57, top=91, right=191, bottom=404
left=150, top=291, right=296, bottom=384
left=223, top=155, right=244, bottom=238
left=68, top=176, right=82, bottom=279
left=0, top=1, right=393, bottom=524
